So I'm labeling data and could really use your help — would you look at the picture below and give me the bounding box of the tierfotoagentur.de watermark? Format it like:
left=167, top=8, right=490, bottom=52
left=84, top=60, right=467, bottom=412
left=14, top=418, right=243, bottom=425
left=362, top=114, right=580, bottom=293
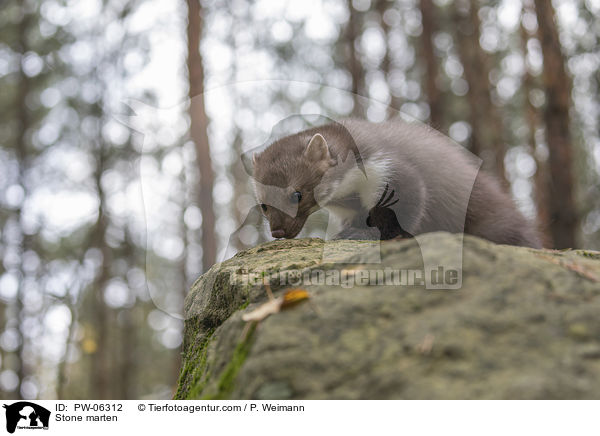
left=232, top=266, right=461, bottom=289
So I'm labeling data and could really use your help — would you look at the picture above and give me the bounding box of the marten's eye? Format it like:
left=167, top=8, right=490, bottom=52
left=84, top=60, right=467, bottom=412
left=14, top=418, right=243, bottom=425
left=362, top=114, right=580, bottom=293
left=260, top=203, right=267, bottom=212
left=290, top=191, right=302, bottom=203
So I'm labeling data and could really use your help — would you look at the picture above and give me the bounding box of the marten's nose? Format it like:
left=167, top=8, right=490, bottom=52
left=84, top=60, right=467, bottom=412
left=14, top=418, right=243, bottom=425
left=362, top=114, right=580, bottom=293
left=271, top=229, right=285, bottom=239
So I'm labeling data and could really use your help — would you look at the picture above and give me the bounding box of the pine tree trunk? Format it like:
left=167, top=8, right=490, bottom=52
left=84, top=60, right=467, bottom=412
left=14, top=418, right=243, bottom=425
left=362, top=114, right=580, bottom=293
left=533, top=0, right=578, bottom=248
left=453, top=0, right=508, bottom=186
left=346, top=0, right=366, bottom=117
left=520, top=2, right=551, bottom=247
left=118, top=307, right=134, bottom=399
left=90, top=147, right=111, bottom=399
left=419, top=0, right=443, bottom=129
left=186, top=0, right=217, bottom=271
left=376, top=0, right=402, bottom=117
left=13, top=5, right=33, bottom=400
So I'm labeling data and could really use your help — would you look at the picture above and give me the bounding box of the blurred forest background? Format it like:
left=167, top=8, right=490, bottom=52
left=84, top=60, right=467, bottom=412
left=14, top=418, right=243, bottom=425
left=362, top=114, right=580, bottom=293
left=0, top=0, right=599, bottom=399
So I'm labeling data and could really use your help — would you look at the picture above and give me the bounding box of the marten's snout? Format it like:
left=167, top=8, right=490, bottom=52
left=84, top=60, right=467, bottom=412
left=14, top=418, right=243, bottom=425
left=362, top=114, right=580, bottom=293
left=271, top=229, right=285, bottom=239
left=261, top=203, right=308, bottom=239
left=268, top=215, right=305, bottom=239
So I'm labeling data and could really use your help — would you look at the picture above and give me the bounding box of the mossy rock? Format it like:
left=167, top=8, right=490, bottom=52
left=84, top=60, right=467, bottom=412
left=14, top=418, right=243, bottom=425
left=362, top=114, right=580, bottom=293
left=174, top=232, right=600, bottom=399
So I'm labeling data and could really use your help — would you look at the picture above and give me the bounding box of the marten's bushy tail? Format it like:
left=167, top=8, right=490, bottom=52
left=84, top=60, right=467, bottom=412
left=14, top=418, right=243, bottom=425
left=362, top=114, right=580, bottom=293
left=466, top=172, right=542, bottom=249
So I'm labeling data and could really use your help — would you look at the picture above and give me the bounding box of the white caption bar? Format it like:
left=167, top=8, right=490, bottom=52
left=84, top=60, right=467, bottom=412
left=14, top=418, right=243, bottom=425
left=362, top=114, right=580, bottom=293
left=1, top=400, right=598, bottom=436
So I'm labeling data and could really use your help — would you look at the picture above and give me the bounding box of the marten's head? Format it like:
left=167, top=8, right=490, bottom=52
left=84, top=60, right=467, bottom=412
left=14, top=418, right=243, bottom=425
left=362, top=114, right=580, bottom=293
left=252, top=132, right=336, bottom=239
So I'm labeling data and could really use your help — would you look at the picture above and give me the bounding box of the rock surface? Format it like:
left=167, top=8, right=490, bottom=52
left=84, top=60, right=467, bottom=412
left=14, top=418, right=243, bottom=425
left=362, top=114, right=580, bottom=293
left=174, top=233, right=600, bottom=399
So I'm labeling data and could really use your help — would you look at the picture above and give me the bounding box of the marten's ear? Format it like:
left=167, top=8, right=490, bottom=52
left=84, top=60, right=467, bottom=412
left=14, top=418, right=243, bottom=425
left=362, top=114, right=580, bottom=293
left=304, top=133, right=331, bottom=163
left=241, top=151, right=256, bottom=177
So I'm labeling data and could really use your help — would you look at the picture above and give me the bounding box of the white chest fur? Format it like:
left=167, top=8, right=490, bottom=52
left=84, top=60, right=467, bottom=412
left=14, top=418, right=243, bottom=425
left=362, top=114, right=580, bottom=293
left=325, top=153, right=392, bottom=213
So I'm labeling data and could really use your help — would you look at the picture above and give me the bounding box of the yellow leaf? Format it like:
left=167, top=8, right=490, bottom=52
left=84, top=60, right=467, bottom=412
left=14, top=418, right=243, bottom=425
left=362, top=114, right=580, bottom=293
left=281, top=289, right=310, bottom=308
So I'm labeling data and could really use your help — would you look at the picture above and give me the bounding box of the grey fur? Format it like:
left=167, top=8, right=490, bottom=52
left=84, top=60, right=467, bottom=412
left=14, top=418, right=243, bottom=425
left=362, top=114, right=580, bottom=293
left=252, top=118, right=542, bottom=248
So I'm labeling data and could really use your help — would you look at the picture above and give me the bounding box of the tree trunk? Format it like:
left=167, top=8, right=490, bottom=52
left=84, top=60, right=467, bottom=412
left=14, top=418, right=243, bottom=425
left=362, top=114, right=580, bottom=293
left=186, top=0, right=217, bottom=272
left=419, top=0, right=443, bottom=129
left=13, top=5, right=34, bottom=400
left=453, top=0, right=508, bottom=186
left=90, top=146, right=111, bottom=399
left=118, top=308, right=134, bottom=399
left=346, top=0, right=366, bottom=117
left=376, top=0, right=402, bottom=117
left=520, top=2, right=551, bottom=247
left=533, top=0, right=578, bottom=248
left=56, top=303, right=77, bottom=399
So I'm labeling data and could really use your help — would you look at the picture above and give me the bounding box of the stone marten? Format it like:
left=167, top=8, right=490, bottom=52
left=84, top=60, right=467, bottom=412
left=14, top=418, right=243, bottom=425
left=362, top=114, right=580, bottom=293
left=251, top=118, right=541, bottom=248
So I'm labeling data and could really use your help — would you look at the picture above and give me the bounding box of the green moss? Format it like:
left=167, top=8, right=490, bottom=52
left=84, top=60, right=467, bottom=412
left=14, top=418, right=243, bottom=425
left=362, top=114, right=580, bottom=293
left=176, top=287, right=255, bottom=399
left=202, top=323, right=256, bottom=400
left=173, top=328, right=215, bottom=399
left=576, top=250, right=600, bottom=260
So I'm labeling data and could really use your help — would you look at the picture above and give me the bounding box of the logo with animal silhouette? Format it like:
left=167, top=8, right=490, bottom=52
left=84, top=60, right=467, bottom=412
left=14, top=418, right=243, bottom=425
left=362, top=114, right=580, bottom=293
left=366, top=184, right=413, bottom=240
left=2, top=402, right=50, bottom=434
